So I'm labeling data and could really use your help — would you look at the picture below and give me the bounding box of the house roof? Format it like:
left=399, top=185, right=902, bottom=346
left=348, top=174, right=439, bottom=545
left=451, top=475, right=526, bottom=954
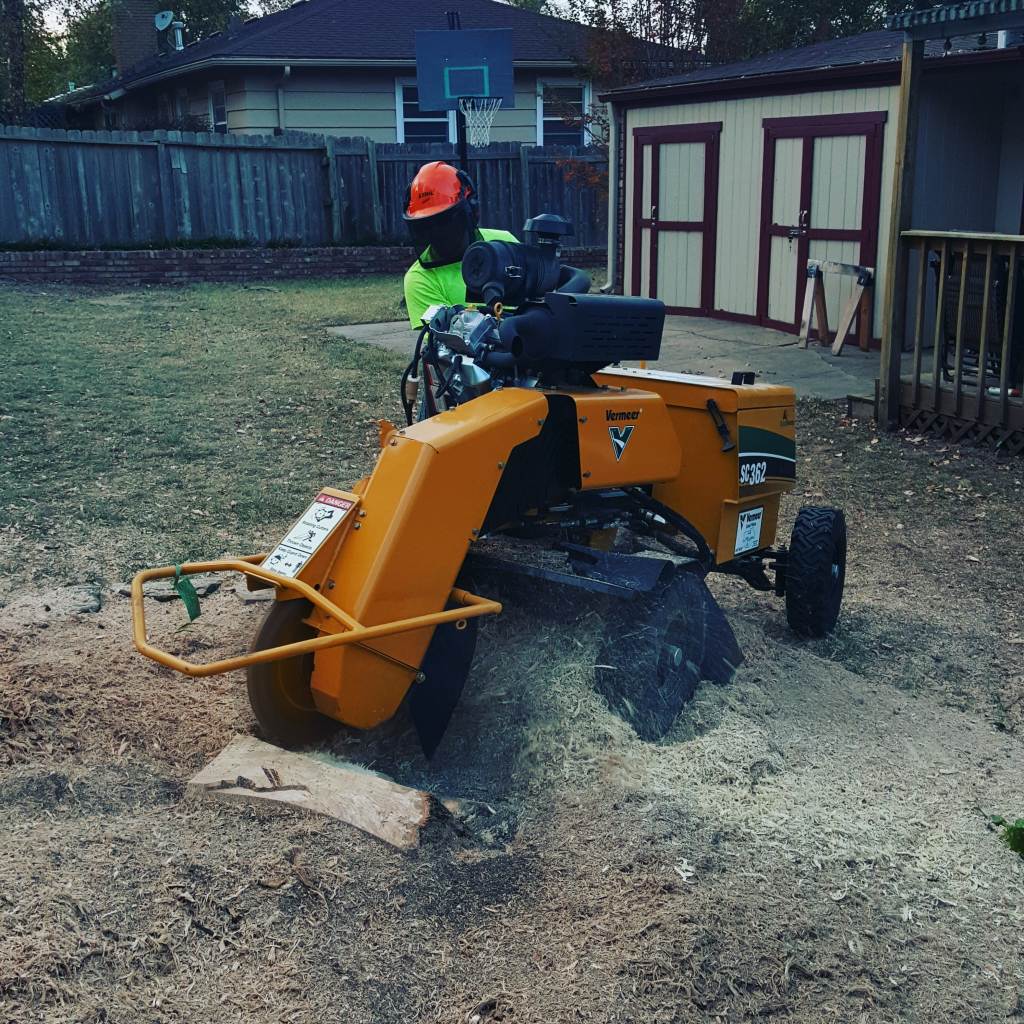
left=601, top=29, right=1009, bottom=103
left=69, top=0, right=681, bottom=103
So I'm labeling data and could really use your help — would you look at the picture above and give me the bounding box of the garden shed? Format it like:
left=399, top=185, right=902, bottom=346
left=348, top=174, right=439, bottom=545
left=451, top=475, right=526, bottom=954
left=603, top=28, right=1024, bottom=345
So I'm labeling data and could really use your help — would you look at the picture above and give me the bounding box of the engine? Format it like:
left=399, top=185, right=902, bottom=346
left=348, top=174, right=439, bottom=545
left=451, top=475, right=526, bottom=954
left=401, top=214, right=666, bottom=423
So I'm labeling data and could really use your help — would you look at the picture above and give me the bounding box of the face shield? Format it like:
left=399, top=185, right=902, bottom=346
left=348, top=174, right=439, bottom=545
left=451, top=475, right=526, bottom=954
left=405, top=199, right=477, bottom=268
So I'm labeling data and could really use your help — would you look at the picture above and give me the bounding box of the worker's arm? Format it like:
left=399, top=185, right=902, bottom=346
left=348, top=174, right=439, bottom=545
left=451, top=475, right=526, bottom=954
left=403, top=263, right=447, bottom=330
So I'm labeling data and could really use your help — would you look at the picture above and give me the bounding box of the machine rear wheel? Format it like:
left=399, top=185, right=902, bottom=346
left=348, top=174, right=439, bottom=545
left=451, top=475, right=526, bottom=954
left=785, top=507, right=846, bottom=637
left=247, top=598, right=340, bottom=749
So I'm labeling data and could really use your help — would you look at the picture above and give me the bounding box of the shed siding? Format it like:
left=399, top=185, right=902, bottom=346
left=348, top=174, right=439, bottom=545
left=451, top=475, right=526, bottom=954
left=624, top=85, right=899, bottom=335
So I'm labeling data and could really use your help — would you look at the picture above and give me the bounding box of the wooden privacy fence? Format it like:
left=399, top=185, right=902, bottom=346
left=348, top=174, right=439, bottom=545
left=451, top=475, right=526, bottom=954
left=0, top=126, right=608, bottom=249
left=882, top=229, right=1024, bottom=454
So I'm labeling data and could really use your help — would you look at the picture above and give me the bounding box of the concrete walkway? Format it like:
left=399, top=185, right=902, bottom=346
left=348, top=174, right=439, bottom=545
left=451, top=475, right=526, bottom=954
left=326, top=315, right=881, bottom=401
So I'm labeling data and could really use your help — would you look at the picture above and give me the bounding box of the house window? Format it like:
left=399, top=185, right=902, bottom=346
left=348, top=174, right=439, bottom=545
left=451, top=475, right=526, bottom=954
left=208, top=82, right=227, bottom=133
left=395, top=79, right=455, bottom=144
left=537, top=80, right=590, bottom=147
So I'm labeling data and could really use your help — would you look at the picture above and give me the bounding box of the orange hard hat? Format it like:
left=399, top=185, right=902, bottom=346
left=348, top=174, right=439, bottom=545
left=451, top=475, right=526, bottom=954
left=405, top=161, right=474, bottom=219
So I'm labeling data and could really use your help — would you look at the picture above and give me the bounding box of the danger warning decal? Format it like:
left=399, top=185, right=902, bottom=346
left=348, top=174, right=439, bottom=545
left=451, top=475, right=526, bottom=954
left=264, top=491, right=354, bottom=579
left=737, top=426, right=796, bottom=488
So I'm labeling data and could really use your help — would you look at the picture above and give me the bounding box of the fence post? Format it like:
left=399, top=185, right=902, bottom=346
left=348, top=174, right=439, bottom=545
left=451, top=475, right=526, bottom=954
left=149, top=132, right=174, bottom=241
left=366, top=139, right=383, bottom=242
left=519, top=145, right=532, bottom=227
left=165, top=130, right=191, bottom=239
left=324, top=135, right=344, bottom=243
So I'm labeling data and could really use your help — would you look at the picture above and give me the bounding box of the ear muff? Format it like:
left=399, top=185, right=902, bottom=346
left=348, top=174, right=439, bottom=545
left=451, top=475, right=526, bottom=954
left=455, top=169, right=479, bottom=218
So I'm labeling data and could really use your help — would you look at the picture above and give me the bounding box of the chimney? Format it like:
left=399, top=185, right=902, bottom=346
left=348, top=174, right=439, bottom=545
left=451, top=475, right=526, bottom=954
left=111, top=0, right=159, bottom=74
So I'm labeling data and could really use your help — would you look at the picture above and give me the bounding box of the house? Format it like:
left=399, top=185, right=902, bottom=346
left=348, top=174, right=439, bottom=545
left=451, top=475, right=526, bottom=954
left=602, top=28, right=1024, bottom=343
left=63, top=0, right=681, bottom=146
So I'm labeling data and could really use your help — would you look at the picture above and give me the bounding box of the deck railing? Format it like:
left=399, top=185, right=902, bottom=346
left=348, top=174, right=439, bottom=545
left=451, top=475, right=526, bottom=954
left=884, top=230, right=1024, bottom=453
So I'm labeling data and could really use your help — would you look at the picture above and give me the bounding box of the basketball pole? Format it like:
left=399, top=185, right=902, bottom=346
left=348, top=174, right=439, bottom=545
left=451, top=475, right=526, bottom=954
left=445, top=10, right=470, bottom=171
left=456, top=108, right=469, bottom=171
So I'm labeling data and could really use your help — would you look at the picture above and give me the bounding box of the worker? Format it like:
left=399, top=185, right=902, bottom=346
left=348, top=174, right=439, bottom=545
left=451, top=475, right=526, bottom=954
left=402, top=161, right=517, bottom=329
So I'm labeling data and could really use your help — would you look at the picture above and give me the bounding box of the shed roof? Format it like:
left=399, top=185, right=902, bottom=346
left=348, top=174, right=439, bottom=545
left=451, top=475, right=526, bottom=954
left=601, top=29, right=1003, bottom=103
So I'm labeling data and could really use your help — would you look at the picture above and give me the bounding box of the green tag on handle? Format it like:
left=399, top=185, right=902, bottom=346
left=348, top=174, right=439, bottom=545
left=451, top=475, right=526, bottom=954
left=172, top=565, right=202, bottom=622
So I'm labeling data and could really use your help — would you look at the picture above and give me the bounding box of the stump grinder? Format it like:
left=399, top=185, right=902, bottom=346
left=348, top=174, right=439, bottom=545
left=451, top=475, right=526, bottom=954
left=131, top=215, right=847, bottom=755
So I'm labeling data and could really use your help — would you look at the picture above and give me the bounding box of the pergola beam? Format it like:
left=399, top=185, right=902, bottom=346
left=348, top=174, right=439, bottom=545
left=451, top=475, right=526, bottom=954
left=879, top=37, right=925, bottom=429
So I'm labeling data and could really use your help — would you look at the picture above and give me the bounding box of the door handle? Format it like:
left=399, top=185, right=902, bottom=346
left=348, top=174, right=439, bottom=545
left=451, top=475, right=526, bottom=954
left=798, top=209, right=809, bottom=230
left=650, top=204, right=658, bottom=223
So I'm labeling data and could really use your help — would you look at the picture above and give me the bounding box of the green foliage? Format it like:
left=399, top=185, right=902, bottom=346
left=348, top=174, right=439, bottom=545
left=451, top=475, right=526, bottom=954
left=24, top=0, right=250, bottom=103
left=61, top=0, right=114, bottom=92
left=992, top=816, right=1024, bottom=858
left=503, top=0, right=551, bottom=13
left=716, top=0, right=894, bottom=62
left=178, top=0, right=247, bottom=43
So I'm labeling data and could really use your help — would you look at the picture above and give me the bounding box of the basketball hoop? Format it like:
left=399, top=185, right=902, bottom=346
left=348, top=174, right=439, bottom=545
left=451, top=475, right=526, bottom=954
left=458, top=97, right=501, bottom=147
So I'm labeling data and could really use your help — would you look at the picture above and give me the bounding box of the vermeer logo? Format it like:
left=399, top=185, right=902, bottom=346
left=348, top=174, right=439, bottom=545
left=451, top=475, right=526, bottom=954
left=606, top=409, right=640, bottom=422
left=608, top=425, right=635, bottom=461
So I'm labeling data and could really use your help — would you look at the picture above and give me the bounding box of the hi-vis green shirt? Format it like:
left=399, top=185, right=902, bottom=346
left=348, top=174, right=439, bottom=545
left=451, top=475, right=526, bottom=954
left=403, top=227, right=518, bottom=329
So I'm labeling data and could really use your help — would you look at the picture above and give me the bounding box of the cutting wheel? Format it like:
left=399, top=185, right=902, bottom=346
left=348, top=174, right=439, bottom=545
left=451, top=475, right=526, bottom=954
left=246, top=598, right=340, bottom=749
left=594, top=571, right=711, bottom=741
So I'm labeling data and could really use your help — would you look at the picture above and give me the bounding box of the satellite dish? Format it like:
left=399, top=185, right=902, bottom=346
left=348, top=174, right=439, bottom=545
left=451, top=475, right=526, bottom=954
left=154, top=10, right=174, bottom=31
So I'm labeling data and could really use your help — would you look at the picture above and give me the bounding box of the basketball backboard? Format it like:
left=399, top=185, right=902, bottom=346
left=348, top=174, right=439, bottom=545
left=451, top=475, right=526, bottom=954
left=414, top=28, right=515, bottom=113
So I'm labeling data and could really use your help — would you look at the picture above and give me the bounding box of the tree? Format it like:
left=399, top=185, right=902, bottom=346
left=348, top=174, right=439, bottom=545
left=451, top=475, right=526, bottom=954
left=502, top=0, right=551, bottom=13
left=50, top=0, right=248, bottom=96
left=177, top=0, right=247, bottom=43
left=1, top=0, right=29, bottom=116
left=719, top=0, right=892, bottom=62
left=60, top=0, right=113, bottom=91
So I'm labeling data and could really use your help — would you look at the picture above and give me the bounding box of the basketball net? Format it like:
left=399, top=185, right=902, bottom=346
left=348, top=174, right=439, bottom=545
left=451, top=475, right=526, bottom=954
left=458, top=97, right=501, bottom=147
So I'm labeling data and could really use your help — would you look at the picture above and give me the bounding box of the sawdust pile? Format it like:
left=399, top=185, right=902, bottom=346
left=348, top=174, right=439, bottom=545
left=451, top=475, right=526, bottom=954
left=2, top=569, right=1022, bottom=1024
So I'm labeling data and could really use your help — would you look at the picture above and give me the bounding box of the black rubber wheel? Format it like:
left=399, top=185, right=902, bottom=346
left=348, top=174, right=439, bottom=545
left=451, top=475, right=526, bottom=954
left=246, top=599, right=341, bottom=749
left=785, top=506, right=846, bottom=638
left=594, top=571, right=709, bottom=741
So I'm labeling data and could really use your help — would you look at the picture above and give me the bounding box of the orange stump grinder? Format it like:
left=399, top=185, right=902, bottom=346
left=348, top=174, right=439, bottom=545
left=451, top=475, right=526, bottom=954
left=131, top=216, right=846, bottom=755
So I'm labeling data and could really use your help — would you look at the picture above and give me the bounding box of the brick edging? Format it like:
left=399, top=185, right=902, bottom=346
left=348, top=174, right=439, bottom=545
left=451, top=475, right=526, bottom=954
left=0, top=245, right=607, bottom=287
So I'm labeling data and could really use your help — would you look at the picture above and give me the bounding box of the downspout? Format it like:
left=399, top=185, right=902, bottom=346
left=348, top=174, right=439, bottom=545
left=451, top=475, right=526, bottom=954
left=606, top=101, right=626, bottom=294
left=277, top=64, right=291, bottom=133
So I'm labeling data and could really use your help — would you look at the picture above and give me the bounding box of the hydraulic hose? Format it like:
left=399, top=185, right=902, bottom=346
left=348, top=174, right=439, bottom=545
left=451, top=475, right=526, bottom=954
left=625, top=487, right=714, bottom=574
left=400, top=326, right=429, bottom=426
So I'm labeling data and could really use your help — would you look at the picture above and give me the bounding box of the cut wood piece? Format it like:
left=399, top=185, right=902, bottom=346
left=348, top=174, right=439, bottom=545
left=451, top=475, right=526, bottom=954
left=858, top=286, right=873, bottom=351
left=798, top=270, right=816, bottom=349
left=799, top=268, right=830, bottom=349
left=812, top=275, right=829, bottom=347
left=187, top=736, right=432, bottom=849
left=831, top=282, right=866, bottom=356
left=831, top=269, right=874, bottom=356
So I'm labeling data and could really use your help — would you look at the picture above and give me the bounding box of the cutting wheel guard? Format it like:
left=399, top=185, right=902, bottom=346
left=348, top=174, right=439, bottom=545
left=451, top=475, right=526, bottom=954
left=130, top=556, right=502, bottom=678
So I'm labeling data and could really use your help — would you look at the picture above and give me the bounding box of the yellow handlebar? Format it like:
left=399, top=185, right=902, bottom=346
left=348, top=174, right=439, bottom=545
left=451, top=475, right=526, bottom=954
left=130, top=557, right=501, bottom=678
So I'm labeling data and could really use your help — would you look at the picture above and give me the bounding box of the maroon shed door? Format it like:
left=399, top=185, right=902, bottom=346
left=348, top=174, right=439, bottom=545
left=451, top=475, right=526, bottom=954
left=631, top=123, right=722, bottom=315
left=756, top=112, right=886, bottom=336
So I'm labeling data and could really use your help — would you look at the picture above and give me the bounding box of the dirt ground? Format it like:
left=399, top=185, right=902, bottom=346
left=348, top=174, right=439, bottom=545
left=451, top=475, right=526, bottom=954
left=1, top=283, right=1023, bottom=1023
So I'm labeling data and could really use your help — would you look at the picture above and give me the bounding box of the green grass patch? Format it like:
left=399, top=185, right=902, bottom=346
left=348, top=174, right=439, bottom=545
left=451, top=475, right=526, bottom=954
left=992, top=816, right=1024, bottom=858
left=0, top=276, right=411, bottom=592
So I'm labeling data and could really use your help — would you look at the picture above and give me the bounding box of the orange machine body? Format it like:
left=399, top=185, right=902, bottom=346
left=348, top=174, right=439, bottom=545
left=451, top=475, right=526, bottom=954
left=593, top=368, right=797, bottom=564
left=131, top=366, right=798, bottom=734
left=304, top=387, right=548, bottom=728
